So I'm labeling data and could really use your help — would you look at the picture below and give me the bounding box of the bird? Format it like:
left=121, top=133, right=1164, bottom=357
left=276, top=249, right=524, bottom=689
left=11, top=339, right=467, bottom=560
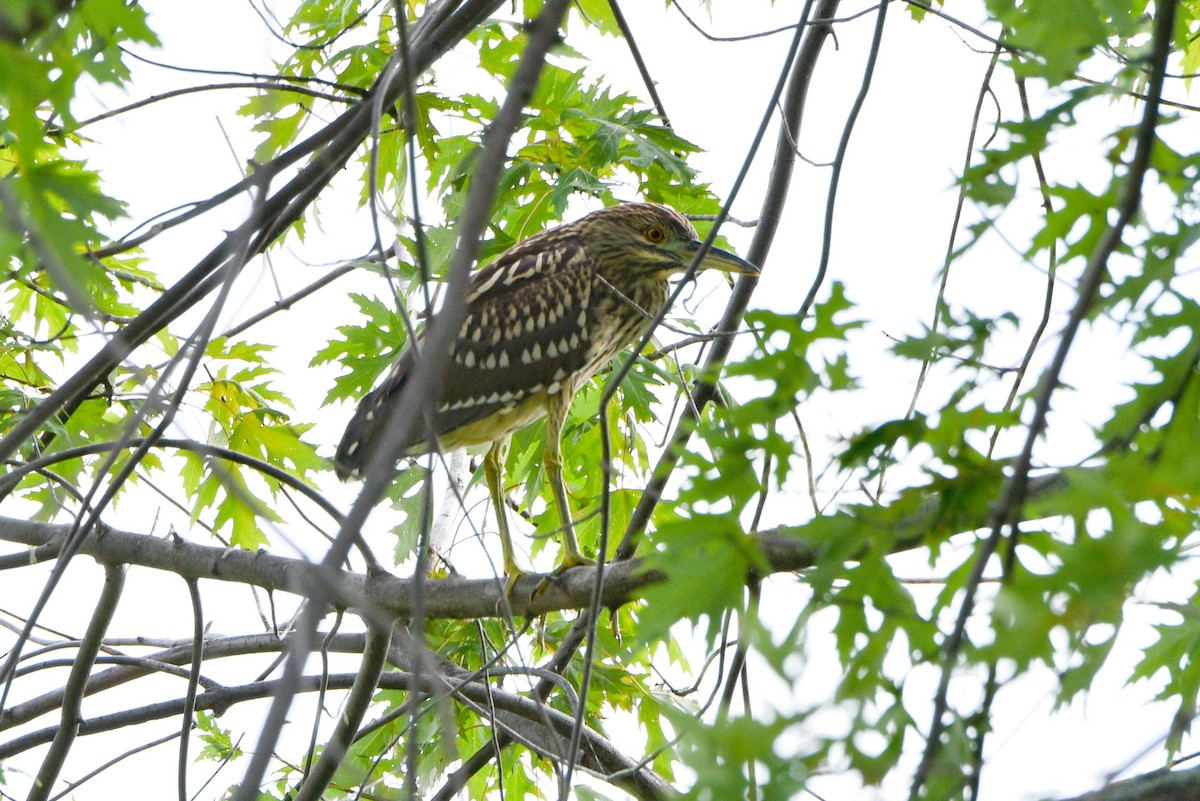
left=334, top=202, right=757, bottom=587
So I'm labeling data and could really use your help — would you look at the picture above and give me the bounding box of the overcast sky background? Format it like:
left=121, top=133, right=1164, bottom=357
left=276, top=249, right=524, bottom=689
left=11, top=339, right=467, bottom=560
left=5, top=1, right=1197, bottom=799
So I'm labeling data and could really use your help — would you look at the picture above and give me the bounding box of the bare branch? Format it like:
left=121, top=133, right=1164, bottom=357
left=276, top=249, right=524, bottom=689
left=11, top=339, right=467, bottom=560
left=28, top=564, right=125, bottom=801
left=608, top=0, right=671, bottom=126
left=292, top=625, right=391, bottom=801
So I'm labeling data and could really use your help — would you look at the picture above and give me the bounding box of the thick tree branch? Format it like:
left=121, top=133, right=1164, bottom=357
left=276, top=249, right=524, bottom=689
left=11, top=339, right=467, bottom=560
left=0, top=514, right=699, bottom=619
left=0, top=472, right=1083, bottom=621
left=1058, top=766, right=1200, bottom=801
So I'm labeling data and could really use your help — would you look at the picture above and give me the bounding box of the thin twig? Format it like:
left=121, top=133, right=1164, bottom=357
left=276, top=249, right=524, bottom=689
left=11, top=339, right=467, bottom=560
left=908, top=3, right=1178, bottom=796
left=608, top=0, right=670, bottom=126
left=177, top=579, right=204, bottom=801
left=896, top=43, right=1001, bottom=473
left=47, top=731, right=180, bottom=801
left=797, top=0, right=889, bottom=318
left=984, top=73, right=1058, bottom=459
left=71, top=81, right=356, bottom=132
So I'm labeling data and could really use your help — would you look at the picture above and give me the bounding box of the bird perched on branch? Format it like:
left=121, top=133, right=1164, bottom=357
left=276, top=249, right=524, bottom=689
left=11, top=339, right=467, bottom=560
left=334, top=202, right=757, bottom=587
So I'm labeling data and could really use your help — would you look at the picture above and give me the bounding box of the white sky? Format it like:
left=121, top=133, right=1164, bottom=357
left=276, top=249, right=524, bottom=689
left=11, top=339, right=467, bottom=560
left=4, top=1, right=1198, bottom=800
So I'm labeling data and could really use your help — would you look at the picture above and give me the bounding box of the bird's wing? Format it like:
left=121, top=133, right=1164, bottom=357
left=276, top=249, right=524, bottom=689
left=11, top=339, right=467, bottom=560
left=465, top=225, right=581, bottom=303
left=435, top=234, right=596, bottom=436
left=334, top=232, right=597, bottom=478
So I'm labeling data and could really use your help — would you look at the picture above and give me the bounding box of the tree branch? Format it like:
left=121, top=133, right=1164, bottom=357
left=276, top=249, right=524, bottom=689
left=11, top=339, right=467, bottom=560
left=909, top=1, right=1179, bottom=795
left=0, top=471, right=1085, bottom=620
left=1057, top=765, right=1200, bottom=801
left=0, top=0, right=505, bottom=467
left=28, top=564, right=125, bottom=801
left=0, top=669, right=671, bottom=800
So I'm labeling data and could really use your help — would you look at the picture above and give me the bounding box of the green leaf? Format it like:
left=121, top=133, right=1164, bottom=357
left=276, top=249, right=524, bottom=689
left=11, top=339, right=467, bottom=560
left=635, top=514, right=760, bottom=647
left=312, top=292, right=409, bottom=404
left=986, top=0, right=1112, bottom=85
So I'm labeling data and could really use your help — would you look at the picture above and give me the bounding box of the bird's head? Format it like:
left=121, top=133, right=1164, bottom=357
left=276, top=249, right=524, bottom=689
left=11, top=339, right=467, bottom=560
left=582, top=203, right=758, bottom=282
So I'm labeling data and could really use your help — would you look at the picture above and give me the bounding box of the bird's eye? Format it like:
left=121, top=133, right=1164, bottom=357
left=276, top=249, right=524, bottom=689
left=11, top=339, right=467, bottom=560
left=645, top=226, right=667, bottom=243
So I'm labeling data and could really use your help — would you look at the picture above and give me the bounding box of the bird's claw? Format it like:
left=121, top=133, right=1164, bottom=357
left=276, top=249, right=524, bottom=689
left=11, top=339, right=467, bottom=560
left=532, top=554, right=595, bottom=598
left=557, top=552, right=595, bottom=571
left=494, top=567, right=531, bottom=610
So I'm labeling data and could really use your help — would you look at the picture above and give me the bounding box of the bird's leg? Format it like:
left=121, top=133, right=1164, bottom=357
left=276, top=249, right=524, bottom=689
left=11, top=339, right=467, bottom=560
left=483, top=436, right=525, bottom=593
left=545, top=392, right=593, bottom=571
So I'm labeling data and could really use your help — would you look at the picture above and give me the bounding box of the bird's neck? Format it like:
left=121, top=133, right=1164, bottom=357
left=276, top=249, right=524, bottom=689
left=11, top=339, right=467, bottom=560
left=591, top=272, right=671, bottom=330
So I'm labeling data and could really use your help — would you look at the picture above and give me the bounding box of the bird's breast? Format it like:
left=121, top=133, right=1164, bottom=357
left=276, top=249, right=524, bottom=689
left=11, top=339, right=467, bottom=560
left=579, top=275, right=671, bottom=379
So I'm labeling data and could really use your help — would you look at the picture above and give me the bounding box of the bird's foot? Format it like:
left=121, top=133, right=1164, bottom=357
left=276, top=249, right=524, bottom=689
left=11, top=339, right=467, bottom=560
left=533, top=552, right=595, bottom=598
left=556, top=551, right=595, bottom=572
left=501, top=568, right=530, bottom=599
left=503, top=570, right=524, bottom=599
left=495, top=562, right=532, bottom=608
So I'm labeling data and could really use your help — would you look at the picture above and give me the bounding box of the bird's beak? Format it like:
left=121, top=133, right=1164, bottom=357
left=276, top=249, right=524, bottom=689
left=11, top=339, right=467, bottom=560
left=683, top=239, right=758, bottom=275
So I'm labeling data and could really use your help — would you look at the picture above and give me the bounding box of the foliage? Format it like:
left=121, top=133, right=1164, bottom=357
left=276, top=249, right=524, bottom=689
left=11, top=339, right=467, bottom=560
left=2, top=1, right=1200, bottom=800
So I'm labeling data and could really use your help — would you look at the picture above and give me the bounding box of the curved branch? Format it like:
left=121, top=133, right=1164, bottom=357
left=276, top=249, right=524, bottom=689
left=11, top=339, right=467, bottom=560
left=28, top=564, right=126, bottom=801
left=0, top=632, right=366, bottom=732
left=797, top=0, right=889, bottom=317
left=71, top=81, right=358, bottom=132
left=293, top=625, right=391, bottom=801
left=1, top=437, right=344, bottom=533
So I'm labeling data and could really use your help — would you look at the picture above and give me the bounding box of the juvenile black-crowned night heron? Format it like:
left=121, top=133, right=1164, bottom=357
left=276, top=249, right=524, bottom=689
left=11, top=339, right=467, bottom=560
left=334, top=203, right=756, bottom=584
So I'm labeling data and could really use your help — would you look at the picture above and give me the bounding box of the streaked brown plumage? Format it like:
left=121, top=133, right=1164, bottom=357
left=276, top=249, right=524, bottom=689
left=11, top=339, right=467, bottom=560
left=335, top=202, right=756, bottom=583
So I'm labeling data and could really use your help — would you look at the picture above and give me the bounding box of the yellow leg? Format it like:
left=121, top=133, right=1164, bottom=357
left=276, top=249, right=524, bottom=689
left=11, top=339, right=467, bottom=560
left=483, top=436, right=525, bottom=592
left=545, top=392, right=593, bottom=571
